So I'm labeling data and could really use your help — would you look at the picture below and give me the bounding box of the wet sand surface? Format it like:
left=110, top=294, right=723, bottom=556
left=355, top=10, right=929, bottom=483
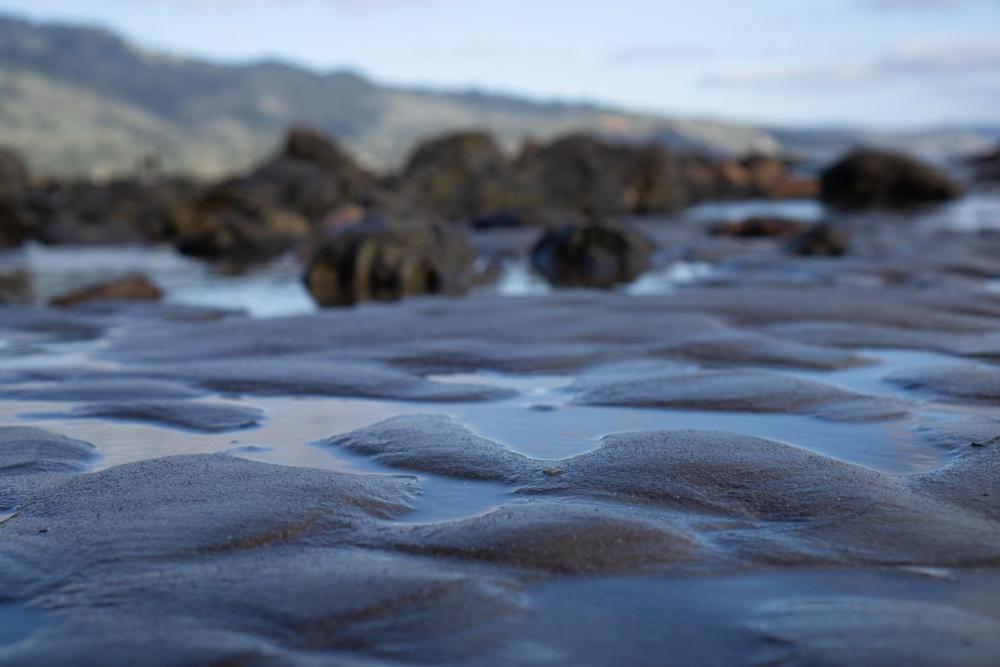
left=3, top=198, right=1000, bottom=665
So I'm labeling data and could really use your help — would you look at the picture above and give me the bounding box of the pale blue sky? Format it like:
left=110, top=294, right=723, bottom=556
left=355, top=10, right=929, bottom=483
left=1, top=0, right=998, bottom=127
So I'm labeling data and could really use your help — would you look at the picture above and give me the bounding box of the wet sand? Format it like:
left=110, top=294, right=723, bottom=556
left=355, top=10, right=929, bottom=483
left=3, top=198, right=1000, bottom=665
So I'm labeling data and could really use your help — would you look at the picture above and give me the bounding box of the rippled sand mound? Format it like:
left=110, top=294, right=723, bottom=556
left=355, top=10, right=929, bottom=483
left=3, top=280, right=1000, bottom=665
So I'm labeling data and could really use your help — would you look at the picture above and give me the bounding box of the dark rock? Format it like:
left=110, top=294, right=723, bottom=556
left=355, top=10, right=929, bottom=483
left=788, top=222, right=848, bottom=256
left=174, top=128, right=376, bottom=263
left=303, top=220, right=475, bottom=307
left=675, top=154, right=810, bottom=202
left=820, top=149, right=961, bottom=210
left=0, top=270, right=30, bottom=304
left=530, top=220, right=654, bottom=288
left=395, top=132, right=510, bottom=221
left=513, top=134, right=687, bottom=216
left=173, top=183, right=310, bottom=264
left=0, top=200, right=28, bottom=249
left=709, top=216, right=812, bottom=239
left=22, top=178, right=195, bottom=246
left=0, top=147, right=30, bottom=248
left=630, top=145, right=688, bottom=213
left=281, top=125, right=362, bottom=173
left=240, top=126, right=378, bottom=221
left=470, top=210, right=525, bottom=230
left=50, top=274, right=163, bottom=307
left=740, top=154, right=818, bottom=199
left=0, top=147, right=29, bottom=202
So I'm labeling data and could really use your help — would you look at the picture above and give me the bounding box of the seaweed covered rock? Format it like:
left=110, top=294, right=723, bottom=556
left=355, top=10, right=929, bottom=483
left=630, top=145, right=687, bottom=213
left=0, top=197, right=27, bottom=249
left=788, top=222, right=848, bottom=256
left=304, top=220, right=475, bottom=307
left=675, top=154, right=809, bottom=202
left=513, top=134, right=686, bottom=217
left=240, top=125, right=378, bottom=221
left=49, top=274, right=163, bottom=307
left=0, top=147, right=30, bottom=248
left=173, top=183, right=309, bottom=264
left=709, top=216, right=812, bottom=239
left=820, top=149, right=961, bottom=210
left=23, top=178, right=195, bottom=245
left=740, top=154, right=818, bottom=199
left=530, top=220, right=654, bottom=288
left=395, top=132, right=510, bottom=221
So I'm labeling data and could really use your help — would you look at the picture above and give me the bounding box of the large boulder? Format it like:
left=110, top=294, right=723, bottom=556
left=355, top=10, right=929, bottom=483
left=239, top=126, right=378, bottom=221
left=173, top=183, right=310, bottom=265
left=23, top=178, right=195, bottom=245
left=630, top=145, right=687, bottom=213
left=303, top=220, right=475, bottom=307
left=530, top=220, right=655, bottom=288
left=820, top=149, right=961, bottom=210
left=0, top=199, right=28, bottom=248
left=394, top=132, right=511, bottom=221
left=0, top=147, right=30, bottom=248
left=512, top=134, right=686, bottom=217
left=678, top=154, right=813, bottom=202
left=171, top=128, right=371, bottom=264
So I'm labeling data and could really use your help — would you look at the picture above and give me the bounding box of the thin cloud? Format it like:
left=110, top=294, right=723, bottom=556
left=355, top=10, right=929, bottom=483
left=858, top=0, right=983, bottom=10
left=603, top=44, right=704, bottom=66
left=705, top=38, right=1000, bottom=88
left=885, top=38, right=1000, bottom=70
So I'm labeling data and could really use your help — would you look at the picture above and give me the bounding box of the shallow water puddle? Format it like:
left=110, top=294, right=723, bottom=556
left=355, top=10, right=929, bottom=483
left=439, top=392, right=946, bottom=474
left=430, top=367, right=952, bottom=472
left=0, top=380, right=950, bottom=478
left=0, top=345, right=992, bottom=528
left=0, top=354, right=971, bottom=471
left=0, top=395, right=517, bottom=524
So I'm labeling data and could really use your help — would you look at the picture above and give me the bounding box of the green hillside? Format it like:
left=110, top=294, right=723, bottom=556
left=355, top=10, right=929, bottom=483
left=0, top=14, right=777, bottom=179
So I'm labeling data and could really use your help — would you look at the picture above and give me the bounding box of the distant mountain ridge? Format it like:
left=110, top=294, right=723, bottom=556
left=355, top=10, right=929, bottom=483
left=0, top=13, right=996, bottom=179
